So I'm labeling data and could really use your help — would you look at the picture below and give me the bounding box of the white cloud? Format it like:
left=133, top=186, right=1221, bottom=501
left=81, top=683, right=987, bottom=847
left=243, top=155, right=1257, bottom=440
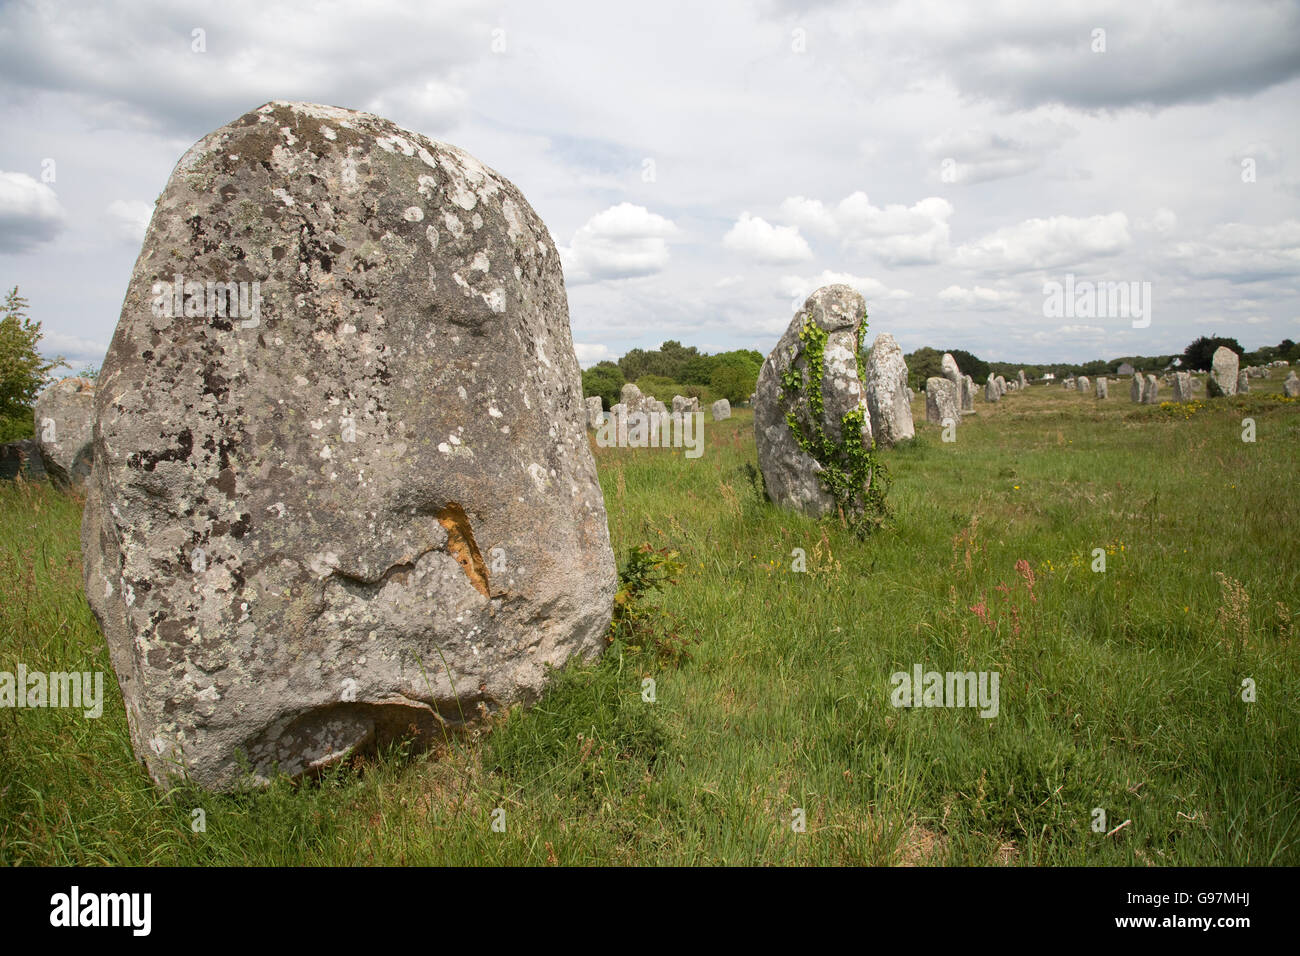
left=937, top=285, right=1020, bottom=309
left=39, top=330, right=110, bottom=365
left=0, top=171, right=65, bottom=252
left=777, top=270, right=911, bottom=307
left=559, top=202, right=679, bottom=284
left=923, top=121, right=1077, bottom=185
left=573, top=342, right=614, bottom=367
left=955, top=212, right=1132, bottom=273
left=1136, top=208, right=1178, bottom=235
left=723, top=213, right=812, bottom=264
left=105, top=199, right=153, bottom=243
left=779, top=192, right=953, bottom=265
left=1167, top=220, right=1300, bottom=281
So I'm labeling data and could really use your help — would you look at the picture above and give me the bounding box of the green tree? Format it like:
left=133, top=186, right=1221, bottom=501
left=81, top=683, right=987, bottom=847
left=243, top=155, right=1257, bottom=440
left=0, top=287, right=64, bottom=441
left=1182, top=335, right=1243, bottom=371
left=709, top=351, right=760, bottom=403
left=947, top=349, right=989, bottom=384
left=581, top=361, right=624, bottom=409
left=903, top=347, right=942, bottom=391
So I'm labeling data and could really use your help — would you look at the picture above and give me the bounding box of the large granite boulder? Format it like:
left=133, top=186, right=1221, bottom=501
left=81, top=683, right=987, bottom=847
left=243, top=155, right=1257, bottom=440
left=1078, top=376, right=1090, bottom=393
left=754, top=284, right=873, bottom=518
left=984, top=376, right=1000, bottom=403
left=1208, top=347, right=1239, bottom=397
left=81, top=102, right=617, bottom=791
left=34, top=376, right=97, bottom=487
left=861, top=332, right=914, bottom=447
left=926, top=377, right=961, bottom=423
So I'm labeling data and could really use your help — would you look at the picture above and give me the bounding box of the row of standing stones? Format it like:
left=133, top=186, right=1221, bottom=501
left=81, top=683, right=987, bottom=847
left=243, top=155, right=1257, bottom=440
left=5, top=103, right=1298, bottom=791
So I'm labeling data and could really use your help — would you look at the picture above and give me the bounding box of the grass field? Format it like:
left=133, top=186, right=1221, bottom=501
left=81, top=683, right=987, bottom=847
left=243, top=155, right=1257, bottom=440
left=2, top=374, right=1298, bottom=865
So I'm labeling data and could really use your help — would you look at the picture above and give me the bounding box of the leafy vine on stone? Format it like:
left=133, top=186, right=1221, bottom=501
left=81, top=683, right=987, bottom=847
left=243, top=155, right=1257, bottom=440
left=778, top=311, right=890, bottom=537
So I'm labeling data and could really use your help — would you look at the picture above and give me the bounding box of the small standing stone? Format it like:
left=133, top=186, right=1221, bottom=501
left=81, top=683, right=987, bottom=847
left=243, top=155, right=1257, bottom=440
left=927, top=377, right=961, bottom=423
left=1130, top=376, right=1142, bottom=403
left=1207, top=347, right=1240, bottom=397
left=1142, top=373, right=1160, bottom=404
left=1096, top=376, right=1108, bottom=399
left=1284, top=371, right=1300, bottom=397
left=711, top=398, right=731, bottom=421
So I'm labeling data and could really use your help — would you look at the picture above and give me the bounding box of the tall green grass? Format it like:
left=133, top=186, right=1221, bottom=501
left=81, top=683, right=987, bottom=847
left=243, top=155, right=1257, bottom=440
left=2, top=375, right=1297, bottom=865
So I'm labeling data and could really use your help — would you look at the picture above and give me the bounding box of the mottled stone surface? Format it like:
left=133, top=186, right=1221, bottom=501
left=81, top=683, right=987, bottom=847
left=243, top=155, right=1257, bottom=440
left=1142, top=373, right=1159, bottom=404
left=961, top=374, right=975, bottom=412
left=585, top=396, right=603, bottom=429
left=984, top=376, right=1000, bottom=403
left=621, top=383, right=646, bottom=414
left=1208, top=347, right=1239, bottom=397
left=1096, top=376, right=1108, bottom=399
left=710, top=398, right=731, bottom=421
left=33, top=376, right=97, bottom=487
left=1237, top=371, right=1250, bottom=394
left=81, top=102, right=616, bottom=791
left=941, top=353, right=962, bottom=388
left=862, top=332, right=913, bottom=447
left=1, top=439, right=48, bottom=481
left=926, top=377, right=960, bottom=423
left=1130, top=376, right=1142, bottom=403
left=1078, top=376, right=1090, bottom=393
left=1285, top=371, right=1300, bottom=397
left=1018, top=370, right=1027, bottom=389
left=754, top=285, right=871, bottom=517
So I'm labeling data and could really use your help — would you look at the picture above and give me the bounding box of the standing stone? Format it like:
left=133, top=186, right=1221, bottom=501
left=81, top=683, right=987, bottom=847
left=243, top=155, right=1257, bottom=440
left=81, top=102, right=616, bottom=791
left=1130, top=376, right=1142, bottom=403
left=994, top=375, right=1007, bottom=397
left=862, top=331, right=914, bottom=447
left=1078, top=376, right=1091, bottom=393
left=940, top=353, right=962, bottom=389
left=984, top=377, right=1000, bottom=403
left=1142, top=373, right=1160, bottom=404
left=961, top=374, right=975, bottom=413
left=609, top=402, right=628, bottom=424
left=585, top=396, right=604, bottom=429
left=1207, top=347, right=1240, bottom=397
left=754, top=285, right=873, bottom=517
left=711, top=398, right=731, bottom=421
left=0, top=439, right=48, bottom=481
left=1171, top=372, right=1190, bottom=402
left=621, top=383, right=647, bottom=414
left=927, top=377, right=961, bottom=423
left=1237, top=371, right=1250, bottom=394
left=34, top=376, right=97, bottom=487
left=1096, top=376, right=1108, bottom=399
left=1284, top=371, right=1300, bottom=397
left=1018, top=370, right=1027, bottom=389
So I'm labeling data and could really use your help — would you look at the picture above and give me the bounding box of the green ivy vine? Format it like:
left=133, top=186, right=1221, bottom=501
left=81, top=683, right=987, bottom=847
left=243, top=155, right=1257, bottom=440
left=779, top=311, right=890, bottom=537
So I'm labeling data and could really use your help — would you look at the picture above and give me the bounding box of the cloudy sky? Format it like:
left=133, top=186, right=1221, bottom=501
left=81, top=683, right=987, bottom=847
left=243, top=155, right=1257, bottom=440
left=2, top=0, right=1298, bottom=373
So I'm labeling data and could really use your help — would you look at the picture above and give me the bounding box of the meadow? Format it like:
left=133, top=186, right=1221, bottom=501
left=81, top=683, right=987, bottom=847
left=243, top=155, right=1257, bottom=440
left=2, top=374, right=1297, bottom=865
